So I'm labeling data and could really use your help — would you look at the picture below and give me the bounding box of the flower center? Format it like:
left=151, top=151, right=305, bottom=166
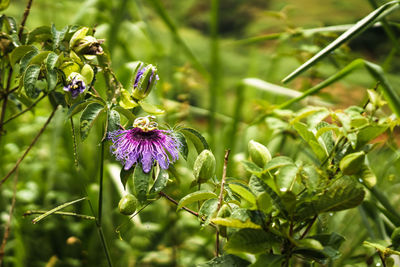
left=133, top=116, right=158, bottom=131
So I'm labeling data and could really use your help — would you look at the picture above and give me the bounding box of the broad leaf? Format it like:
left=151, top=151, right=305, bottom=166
left=149, top=169, right=169, bottom=194
left=133, top=164, right=151, bottom=203
left=139, top=101, right=165, bottom=115
left=120, top=166, right=134, bottom=189
left=225, top=228, right=278, bottom=254
left=180, top=127, right=209, bottom=153
left=211, top=218, right=261, bottom=229
left=263, top=156, right=293, bottom=172
left=293, top=122, right=327, bottom=161
left=177, top=190, right=217, bottom=211
left=198, top=198, right=219, bottom=225
left=175, top=132, right=188, bottom=160
left=198, top=254, right=250, bottom=267
left=229, top=183, right=256, bottom=205
left=51, top=24, right=68, bottom=50
left=10, top=45, right=37, bottom=65
left=80, top=102, right=105, bottom=141
left=23, top=64, right=41, bottom=99
left=107, top=109, right=120, bottom=133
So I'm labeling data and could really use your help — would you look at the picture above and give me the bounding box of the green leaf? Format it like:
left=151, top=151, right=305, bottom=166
left=27, top=26, right=51, bottom=44
left=360, top=164, right=377, bottom=188
left=282, top=1, right=400, bottom=83
left=51, top=24, right=68, bottom=50
left=249, top=176, right=288, bottom=217
left=120, top=167, right=134, bottom=189
left=293, top=122, right=327, bottom=161
left=20, top=50, right=39, bottom=74
left=107, top=109, right=120, bottom=133
left=356, top=125, right=388, bottom=149
left=46, top=52, right=59, bottom=91
left=264, top=156, right=293, bottom=172
left=119, top=89, right=139, bottom=109
left=198, top=198, right=219, bottom=225
left=180, top=127, right=209, bottom=153
left=295, top=177, right=365, bottom=219
left=175, top=132, right=188, bottom=160
left=0, top=0, right=10, bottom=11
left=242, top=160, right=263, bottom=175
left=67, top=100, right=92, bottom=118
left=251, top=254, right=285, bottom=267
left=276, top=165, right=298, bottom=193
left=133, top=164, right=151, bottom=203
left=176, top=190, right=217, bottom=211
left=139, top=101, right=165, bottom=115
left=81, top=64, right=94, bottom=85
left=229, top=183, right=256, bottom=205
left=211, top=218, right=262, bottom=229
left=10, top=45, right=37, bottom=65
left=69, top=27, right=89, bottom=48
left=23, top=64, right=41, bottom=99
left=197, top=254, right=250, bottom=267
left=149, top=169, right=169, bottom=194
left=113, top=106, right=136, bottom=126
left=225, top=229, right=277, bottom=254
left=80, top=103, right=105, bottom=141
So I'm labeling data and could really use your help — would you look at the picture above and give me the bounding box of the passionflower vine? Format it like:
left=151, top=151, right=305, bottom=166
left=63, top=74, right=86, bottom=99
left=108, top=116, right=180, bottom=173
left=131, top=62, right=159, bottom=101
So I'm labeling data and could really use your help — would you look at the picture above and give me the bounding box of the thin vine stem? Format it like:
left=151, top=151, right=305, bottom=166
left=0, top=107, right=58, bottom=187
left=98, top=141, right=105, bottom=224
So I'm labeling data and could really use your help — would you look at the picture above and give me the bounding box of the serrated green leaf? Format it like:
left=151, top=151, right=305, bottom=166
left=107, top=109, right=120, bottom=133
left=229, top=183, right=256, bottom=205
left=113, top=106, right=136, bottom=126
left=20, top=50, right=38, bottom=74
left=51, top=24, right=68, bottom=50
left=175, top=132, right=188, bottom=160
left=139, top=101, right=164, bottom=115
left=295, top=177, right=365, bottom=219
left=242, top=160, right=263, bottom=175
left=176, top=190, right=217, bottom=211
left=120, top=167, right=134, bottom=189
left=149, top=169, right=169, bottom=194
left=10, top=45, right=37, bottom=65
left=197, top=254, right=250, bottom=267
left=27, top=26, right=51, bottom=44
left=225, top=228, right=277, bottom=254
left=293, top=122, right=327, bottom=161
left=180, top=127, right=209, bottom=153
left=80, top=102, right=105, bottom=141
left=264, top=156, right=293, bottom=172
left=133, top=164, right=151, bottom=203
left=23, top=64, right=41, bottom=99
left=211, top=218, right=261, bottom=229
left=198, top=198, right=219, bottom=225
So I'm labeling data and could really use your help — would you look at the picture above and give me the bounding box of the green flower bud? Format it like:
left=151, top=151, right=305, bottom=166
left=118, top=194, right=137, bottom=215
left=131, top=62, right=159, bottom=101
left=193, top=150, right=216, bottom=183
left=248, top=140, right=271, bottom=168
left=339, top=151, right=365, bottom=175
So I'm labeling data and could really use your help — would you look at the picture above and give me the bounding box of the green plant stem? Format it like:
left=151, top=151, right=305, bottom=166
left=0, top=68, right=13, bottom=137
left=70, top=118, right=79, bottom=167
left=368, top=186, right=400, bottom=226
left=0, top=168, right=18, bottom=264
left=24, top=210, right=95, bottom=220
left=98, top=141, right=105, bottom=224
left=0, top=107, right=58, bottom=187
left=2, top=93, right=47, bottom=126
left=215, top=149, right=230, bottom=256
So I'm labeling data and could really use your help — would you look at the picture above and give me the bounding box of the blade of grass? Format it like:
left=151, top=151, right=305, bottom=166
left=32, top=197, right=87, bottom=224
left=282, top=1, right=400, bottom=83
left=208, top=0, right=220, bottom=149
left=147, top=0, right=209, bottom=79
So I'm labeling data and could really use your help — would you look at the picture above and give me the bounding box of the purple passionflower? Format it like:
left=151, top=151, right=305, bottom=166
left=132, top=62, right=159, bottom=100
left=63, top=75, right=86, bottom=99
left=108, top=116, right=180, bottom=173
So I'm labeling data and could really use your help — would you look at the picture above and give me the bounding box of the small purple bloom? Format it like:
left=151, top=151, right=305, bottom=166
left=63, top=76, right=86, bottom=99
left=108, top=117, right=180, bottom=173
left=132, top=63, right=159, bottom=100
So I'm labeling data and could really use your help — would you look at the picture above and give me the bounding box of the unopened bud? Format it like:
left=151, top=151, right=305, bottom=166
left=131, top=62, right=159, bottom=101
left=248, top=140, right=271, bottom=168
left=118, top=194, right=137, bottom=215
left=339, top=151, right=365, bottom=175
left=73, top=36, right=104, bottom=55
left=193, top=150, right=216, bottom=183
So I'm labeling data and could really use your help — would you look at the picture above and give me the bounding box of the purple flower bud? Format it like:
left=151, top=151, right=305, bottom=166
left=108, top=116, right=180, bottom=173
left=63, top=76, right=86, bottom=99
left=132, top=62, right=159, bottom=100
